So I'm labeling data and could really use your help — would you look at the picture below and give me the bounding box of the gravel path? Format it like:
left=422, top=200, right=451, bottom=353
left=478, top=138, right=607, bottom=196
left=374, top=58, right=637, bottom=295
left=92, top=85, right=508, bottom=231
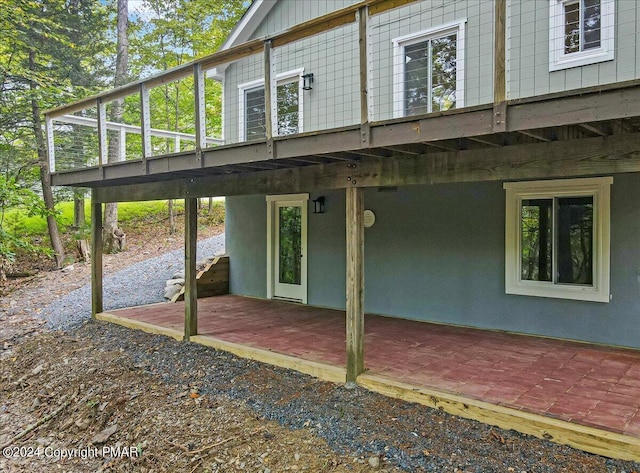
left=42, top=234, right=225, bottom=331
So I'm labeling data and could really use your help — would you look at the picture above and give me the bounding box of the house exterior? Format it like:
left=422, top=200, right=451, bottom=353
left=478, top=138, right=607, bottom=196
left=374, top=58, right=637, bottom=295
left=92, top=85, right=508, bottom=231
left=217, top=0, right=640, bottom=349
left=45, top=0, right=640, bottom=380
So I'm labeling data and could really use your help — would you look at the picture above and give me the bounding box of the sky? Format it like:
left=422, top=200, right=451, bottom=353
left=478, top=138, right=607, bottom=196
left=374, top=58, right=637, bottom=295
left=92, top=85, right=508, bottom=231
left=127, top=0, right=160, bottom=20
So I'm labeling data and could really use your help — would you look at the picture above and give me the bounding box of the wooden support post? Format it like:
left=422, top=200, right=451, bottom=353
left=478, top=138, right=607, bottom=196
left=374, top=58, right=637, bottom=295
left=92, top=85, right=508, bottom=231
left=346, top=186, right=364, bottom=383
left=263, top=40, right=274, bottom=156
left=493, top=0, right=507, bottom=132
left=140, top=83, right=152, bottom=169
left=97, top=99, right=108, bottom=166
left=194, top=63, right=206, bottom=161
left=119, top=126, right=127, bottom=161
left=45, top=115, right=56, bottom=173
left=91, top=196, right=103, bottom=317
left=184, top=197, right=198, bottom=341
left=358, top=6, right=370, bottom=147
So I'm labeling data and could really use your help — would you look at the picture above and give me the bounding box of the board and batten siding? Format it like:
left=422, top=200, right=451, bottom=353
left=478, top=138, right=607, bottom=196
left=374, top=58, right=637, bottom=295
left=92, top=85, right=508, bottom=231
left=507, top=0, right=640, bottom=100
left=226, top=173, right=640, bottom=349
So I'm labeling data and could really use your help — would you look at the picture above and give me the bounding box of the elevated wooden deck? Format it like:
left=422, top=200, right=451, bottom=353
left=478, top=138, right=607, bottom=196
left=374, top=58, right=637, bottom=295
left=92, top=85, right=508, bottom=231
left=98, top=295, right=640, bottom=462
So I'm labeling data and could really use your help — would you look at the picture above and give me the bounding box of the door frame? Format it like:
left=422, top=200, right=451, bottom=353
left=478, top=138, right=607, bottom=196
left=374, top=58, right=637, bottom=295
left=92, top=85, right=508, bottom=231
left=266, top=193, right=309, bottom=303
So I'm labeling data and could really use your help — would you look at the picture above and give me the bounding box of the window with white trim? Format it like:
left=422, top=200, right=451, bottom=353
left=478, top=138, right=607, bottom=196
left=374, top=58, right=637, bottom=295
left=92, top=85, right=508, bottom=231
left=392, top=20, right=465, bottom=118
left=504, top=177, right=612, bottom=303
left=239, top=69, right=303, bottom=141
left=549, top=0, right=615, bottom=71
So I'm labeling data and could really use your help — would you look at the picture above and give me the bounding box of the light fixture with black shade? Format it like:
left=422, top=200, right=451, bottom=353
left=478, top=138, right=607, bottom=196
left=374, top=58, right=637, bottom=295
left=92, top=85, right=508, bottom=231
left=302, top=73, right=314, bottom=90
left=312, top=196, right=325, bottom=214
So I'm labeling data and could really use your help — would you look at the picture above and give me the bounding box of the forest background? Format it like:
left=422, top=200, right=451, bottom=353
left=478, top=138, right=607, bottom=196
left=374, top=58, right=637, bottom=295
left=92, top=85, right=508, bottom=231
left=0, top=0, right=247, bottom=279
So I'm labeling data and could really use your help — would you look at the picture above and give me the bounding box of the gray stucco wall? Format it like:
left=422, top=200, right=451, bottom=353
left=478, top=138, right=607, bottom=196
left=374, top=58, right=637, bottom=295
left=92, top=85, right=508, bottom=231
left=225, top=173, right=640, bottom=348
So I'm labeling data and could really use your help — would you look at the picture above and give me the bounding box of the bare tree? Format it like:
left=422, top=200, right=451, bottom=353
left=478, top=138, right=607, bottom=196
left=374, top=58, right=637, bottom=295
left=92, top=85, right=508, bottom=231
left=103, top=0, right=129, bottom=253
left=29, top=50, right=65, bottom=268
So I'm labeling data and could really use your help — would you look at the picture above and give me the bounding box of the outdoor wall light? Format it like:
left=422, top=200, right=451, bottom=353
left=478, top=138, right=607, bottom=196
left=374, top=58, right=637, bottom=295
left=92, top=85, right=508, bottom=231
left=313, top=196, right=325, bottom=214
left=302, top=73, right=314, bottom=90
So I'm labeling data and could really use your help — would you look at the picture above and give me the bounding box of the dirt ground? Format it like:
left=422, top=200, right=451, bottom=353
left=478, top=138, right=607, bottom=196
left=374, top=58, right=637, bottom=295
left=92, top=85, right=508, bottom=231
left=1, top=223, right=639, bottom=472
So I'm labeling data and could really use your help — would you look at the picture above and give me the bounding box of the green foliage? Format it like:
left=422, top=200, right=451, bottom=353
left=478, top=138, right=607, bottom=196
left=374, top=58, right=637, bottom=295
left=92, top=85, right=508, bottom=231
left=1, top=200, right=202, bottom=237
left=128, top=0, right=248, bottom=144
left=0, top=174, right=52, bottom=276
left=202, top=200, right=225, bottom=226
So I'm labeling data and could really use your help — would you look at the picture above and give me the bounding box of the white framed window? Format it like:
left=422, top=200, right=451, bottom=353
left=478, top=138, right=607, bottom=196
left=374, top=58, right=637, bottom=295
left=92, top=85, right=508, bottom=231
left=392, top=19, right=466, bottom=118
left=549, top=0, right=615, bottom=71
left=238, top=69, right=304, bottom=141
left=504, top=177, right=612, bottom=303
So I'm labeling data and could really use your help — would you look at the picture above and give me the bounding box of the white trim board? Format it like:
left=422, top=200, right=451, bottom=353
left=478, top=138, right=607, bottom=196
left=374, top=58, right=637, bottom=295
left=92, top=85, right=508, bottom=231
left=238, top=69, right=305, bottom=141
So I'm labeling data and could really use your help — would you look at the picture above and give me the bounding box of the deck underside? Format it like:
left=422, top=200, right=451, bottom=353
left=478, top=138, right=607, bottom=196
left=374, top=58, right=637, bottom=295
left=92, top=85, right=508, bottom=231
left=98, top=295, right=640, bottom=461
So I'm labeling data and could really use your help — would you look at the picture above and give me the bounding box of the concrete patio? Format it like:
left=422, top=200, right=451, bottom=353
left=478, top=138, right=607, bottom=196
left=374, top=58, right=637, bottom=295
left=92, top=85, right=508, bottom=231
left=97, top=295, right=640, bottom=461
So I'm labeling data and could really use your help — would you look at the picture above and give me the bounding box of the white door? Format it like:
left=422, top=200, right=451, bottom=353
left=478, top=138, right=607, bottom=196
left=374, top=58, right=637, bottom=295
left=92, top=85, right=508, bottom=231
left=267, top=195, right=308, bottom=302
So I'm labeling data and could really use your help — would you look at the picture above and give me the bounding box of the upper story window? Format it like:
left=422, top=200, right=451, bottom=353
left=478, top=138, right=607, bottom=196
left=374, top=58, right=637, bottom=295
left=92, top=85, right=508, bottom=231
left=549, top=0, right=615, bottom=71
left=392, top=20, right=466, bottom=118
left=504, top=177, right=612, bottom=303
left=239, top=69, right=304, bottom=141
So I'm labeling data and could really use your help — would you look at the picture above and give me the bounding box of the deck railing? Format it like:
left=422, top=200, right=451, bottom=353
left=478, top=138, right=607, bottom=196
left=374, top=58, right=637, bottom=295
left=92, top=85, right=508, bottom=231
left=45, top=0, right=501, bottom=174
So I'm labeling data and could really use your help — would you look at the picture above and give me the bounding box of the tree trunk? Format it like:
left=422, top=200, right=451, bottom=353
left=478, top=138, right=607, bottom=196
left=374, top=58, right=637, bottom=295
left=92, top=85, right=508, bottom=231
left=208, top=197, right=214, bottom=214
left=73, top=189, right=85, bottom=229
left=168, top=199, right=176, bottom=235
left=103, top=0, right=129, bottom=253
left=29, top=50, right=65, bottom=268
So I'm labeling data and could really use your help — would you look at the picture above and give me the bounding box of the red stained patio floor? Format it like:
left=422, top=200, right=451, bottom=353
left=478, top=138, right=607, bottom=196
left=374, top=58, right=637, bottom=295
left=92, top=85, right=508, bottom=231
left=109, top=295, right=640, bottom=439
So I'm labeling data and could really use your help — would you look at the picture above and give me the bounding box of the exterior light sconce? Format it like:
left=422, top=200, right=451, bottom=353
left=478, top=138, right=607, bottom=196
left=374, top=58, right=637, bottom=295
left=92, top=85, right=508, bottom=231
left=313, top=196, right=325, bottom=214
left=302, top=73, right=314, bottom=90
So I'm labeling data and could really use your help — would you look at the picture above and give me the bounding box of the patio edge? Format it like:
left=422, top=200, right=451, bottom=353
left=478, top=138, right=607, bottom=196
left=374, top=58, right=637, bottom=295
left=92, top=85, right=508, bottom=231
left=96, top=312, right=184, bottom=341
left=191, top=335, right=347, bottom=384
left=357, top=373, right=640, bottom=462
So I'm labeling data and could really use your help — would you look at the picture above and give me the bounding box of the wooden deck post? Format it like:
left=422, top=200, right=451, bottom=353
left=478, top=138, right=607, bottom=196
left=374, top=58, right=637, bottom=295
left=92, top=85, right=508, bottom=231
left=184, top=197, right=198, bottom=340
left=91, top=195, right=103, bottom=317
left=493, top=0, right=507, bottom=133
left=346, top=186, right=364, bottom=383
left=263, top=40, right=274, bottom=156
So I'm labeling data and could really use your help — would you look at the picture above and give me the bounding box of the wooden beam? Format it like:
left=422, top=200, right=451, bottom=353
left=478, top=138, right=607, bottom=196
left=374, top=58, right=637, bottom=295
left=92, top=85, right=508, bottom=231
left=192, top=335, right=346, bottom=384
left=91, top=132, right=640, bottom=203
left=97, top=99, right=108, bottom=166
left=193, top=63, right=206, bottom=156
left=358, top=373, right=640, bottom=462
left=45, top=116, right=56, bottom=173
left=359, top=6, right=370, bottom=147
left=517, top=130, right=551, bottom=142
left=184, top=197, right=198, bottom=341
left=494, top=0, right=506, bottom=103
left=264, top=40, right=274, bottom=157
left=508, top=85, right=640, bottom=130
left=97, top=311, right=184, bottom=341
left=140, top=83, right=152, bottom=164
left=578, top=122, right=608, bottom=136
left=468, top=135, right=503, bottom=147
left=346, top=186, right=364, bottom=383
left=91, top=197, right=103, bottom=317
left=368, top=0, right=418, bottom=15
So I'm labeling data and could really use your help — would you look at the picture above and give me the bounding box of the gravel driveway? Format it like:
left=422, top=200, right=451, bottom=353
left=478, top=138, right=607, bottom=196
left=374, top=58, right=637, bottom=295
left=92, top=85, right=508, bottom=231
left=42, top=234, right=225, bottom=331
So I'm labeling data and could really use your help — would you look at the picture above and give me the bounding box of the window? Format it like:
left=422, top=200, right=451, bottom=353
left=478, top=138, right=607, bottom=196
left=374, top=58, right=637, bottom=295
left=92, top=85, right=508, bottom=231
left=238, top=69, right=303, bottom=141
left=549, top=0, right=615, bottom=71
left=504, top=177, right=612, bottom=302
left=392, top=20, right=465, bottom=118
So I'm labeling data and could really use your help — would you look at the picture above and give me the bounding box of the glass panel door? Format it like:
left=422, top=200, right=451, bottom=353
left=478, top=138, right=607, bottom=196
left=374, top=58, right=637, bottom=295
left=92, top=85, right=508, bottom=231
left=278, top=205, right=302, bottom=285
left=273, top=200, right=307, bottom=301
